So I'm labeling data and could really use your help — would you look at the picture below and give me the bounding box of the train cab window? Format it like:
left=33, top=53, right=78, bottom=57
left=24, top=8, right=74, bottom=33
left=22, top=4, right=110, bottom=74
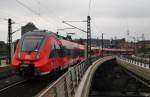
left=22, top=36, right=44, bottom=52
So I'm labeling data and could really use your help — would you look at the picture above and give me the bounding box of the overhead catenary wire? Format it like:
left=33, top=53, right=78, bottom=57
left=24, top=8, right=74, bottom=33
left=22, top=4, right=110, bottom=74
left=0, top=17, right=8, bottom=21
left=32, top=0, right=89, bottom=34
left=62, top=21, right=87, bottom=33
left=16, top=0, right=39, bottom=15
left=12, top=27, right=21, bottom=34
left=0, top=22, right=8, bottom=25
left=90, top=20, right=103, bottom=39
left=17, top=0, right=74, bottom=33
left=0, top=9, right=37, bottom=23
left=88, top=0, right=92, bottom=16
left=15, top=0, right=58, bottom=28
left=91, top=20, right=101, bottom=33
left=17, top=0, right=90, bottom=34
left=31, top=0, right=66, bottom=28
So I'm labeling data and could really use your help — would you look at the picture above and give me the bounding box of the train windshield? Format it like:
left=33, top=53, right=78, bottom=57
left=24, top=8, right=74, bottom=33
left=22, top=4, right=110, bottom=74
left=21, top=36, right=44, bottom=52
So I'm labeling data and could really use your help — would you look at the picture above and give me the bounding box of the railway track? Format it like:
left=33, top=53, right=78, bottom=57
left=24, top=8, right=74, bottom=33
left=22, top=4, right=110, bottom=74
left=0, top=79, right=27, bottom=92
left=0, top=75, right=25, bottom=90
left=89, top=58, right=150, bottom=97
left=123, top=68, right=150, bottom=89
left=0, top=69, right=67, bottom=97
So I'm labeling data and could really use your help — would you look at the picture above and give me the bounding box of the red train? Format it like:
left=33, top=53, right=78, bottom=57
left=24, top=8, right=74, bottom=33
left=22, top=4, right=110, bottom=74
left=12, top=30, right=86, bottom=76
left=11, top=30, right=134, bottom=76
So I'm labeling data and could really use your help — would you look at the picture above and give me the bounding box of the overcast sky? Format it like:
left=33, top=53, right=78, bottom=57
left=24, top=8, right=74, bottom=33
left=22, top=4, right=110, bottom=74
left=0, top=0, right=150, bottom=42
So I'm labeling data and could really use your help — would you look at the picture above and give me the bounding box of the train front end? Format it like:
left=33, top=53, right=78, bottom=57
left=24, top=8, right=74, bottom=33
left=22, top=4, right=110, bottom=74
left=12, top=31, right=50, bottom=76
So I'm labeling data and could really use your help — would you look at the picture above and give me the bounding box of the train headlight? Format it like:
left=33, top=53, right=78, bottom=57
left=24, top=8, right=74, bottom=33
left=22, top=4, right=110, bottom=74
left=36, top=53, right=40, bottom=59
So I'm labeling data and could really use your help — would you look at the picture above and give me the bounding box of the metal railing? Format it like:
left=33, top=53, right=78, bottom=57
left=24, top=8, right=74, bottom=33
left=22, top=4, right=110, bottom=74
left=36, top=56, right=100, bottom=97
left=0, top=67, right=15, bottom=79
left=119, top=55, right=150, bottom=69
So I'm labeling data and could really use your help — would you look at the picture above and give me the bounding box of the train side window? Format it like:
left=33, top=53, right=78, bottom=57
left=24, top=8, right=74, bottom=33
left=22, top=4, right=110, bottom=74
left=55, top=43, right=60, bottom=49
left=66, top=49, right=71, bottom=56
left=49, top=43, right=59, bottom=58
left=55, top=43, right=63, bottom=57
left=61, top=46, right=68, bottom=56
left=59, top=45, right=65, bottom=57
left=71, top=50, right=76, bottom=58
left=64, top=47, right=68, bottom=56
left=70, top=50, right=74, bottom=57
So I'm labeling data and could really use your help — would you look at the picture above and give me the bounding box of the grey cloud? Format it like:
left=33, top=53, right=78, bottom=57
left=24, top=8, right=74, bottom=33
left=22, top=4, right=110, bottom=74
left=0, top=0, right=150, bottom=42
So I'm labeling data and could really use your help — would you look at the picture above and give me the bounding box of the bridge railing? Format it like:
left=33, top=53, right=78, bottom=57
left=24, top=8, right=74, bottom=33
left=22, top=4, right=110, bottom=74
left=119, top=55, right=150, bottom=69
left=36, top=56, right=100, bottom=97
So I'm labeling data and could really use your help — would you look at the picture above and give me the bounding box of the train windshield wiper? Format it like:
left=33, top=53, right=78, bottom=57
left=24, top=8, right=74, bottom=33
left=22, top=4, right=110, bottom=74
left=33, top=42, right=40, bottom=52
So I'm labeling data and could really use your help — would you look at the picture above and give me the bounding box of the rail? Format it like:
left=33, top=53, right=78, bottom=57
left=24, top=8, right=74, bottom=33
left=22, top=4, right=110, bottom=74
left=35, top=56, right=100, bottom=97
left=117, top=56, right=150, bottom=85
left=119, top=55, right=150, bottom=69
left=0, top=79, right=27, bottom=92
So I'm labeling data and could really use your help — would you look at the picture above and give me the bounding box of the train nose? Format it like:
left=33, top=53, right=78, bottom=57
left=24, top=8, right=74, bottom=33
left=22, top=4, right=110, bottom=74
left=18, top=52, right=40, bottom=61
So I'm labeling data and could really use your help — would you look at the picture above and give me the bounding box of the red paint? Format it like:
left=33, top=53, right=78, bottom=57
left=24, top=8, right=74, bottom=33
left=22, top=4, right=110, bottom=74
left=11, top=31, right=134, bottom=76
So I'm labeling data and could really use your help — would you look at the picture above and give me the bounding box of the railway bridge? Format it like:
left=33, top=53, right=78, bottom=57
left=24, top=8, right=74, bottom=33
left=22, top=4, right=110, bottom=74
left=33, top=56, right=150, bottom=97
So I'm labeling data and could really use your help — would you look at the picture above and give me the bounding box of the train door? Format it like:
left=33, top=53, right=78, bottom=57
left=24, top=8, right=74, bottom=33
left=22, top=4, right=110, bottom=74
left=54, top=43, right=63, bottom=68
left=55, top=39, right=66, bottom=69
left=49, top=42, right=59, bottom=70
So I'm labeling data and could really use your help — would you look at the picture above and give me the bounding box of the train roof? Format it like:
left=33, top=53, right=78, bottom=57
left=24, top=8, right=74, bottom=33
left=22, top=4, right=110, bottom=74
left=22, top=30, right=85, bottom=49
left=22, top=30, right=53, bottom=36
left=23, top=30, right=68, bottom=39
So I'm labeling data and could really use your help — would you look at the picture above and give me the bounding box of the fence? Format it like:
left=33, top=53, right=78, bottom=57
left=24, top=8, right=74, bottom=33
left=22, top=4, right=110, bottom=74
left=119, top=55, right=150, bottom=69
left=0, top=59, right=7, bottom=66
left=0, top=57, right=15, bottom=79
left=36, top=56, right=100, bottom=97
left=0, top=68, right=15, bottom=79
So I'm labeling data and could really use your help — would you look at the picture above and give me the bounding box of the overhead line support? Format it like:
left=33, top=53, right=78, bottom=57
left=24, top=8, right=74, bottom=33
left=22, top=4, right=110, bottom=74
left=87, top=16, right=92, bottom=65
left=8, top=18, right=14, bottom=64
left=101, top=33, right=104, bottom=57
left=62, top=16, right=92, bottom=65
left=62, top=21, right=87, bottom=33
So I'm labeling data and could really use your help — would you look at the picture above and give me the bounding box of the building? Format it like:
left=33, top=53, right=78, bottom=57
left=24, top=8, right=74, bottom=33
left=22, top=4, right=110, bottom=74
left=137, top=40, right=150, bottom=48
left=74, top=39, right=111, bottom=48
left=136, top=40, right=150, bottom=53
left=110, top=38, right=126, bottom=48
left=21, top=22, right=38, bottom=36
left=0, top=41, right=6, bottom=48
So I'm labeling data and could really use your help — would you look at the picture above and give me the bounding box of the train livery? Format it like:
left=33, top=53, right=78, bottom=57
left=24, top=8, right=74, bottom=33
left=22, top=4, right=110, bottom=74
left=12, top=30, right=87, bottom=76
left=11, top=30, right=134, bottom=76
